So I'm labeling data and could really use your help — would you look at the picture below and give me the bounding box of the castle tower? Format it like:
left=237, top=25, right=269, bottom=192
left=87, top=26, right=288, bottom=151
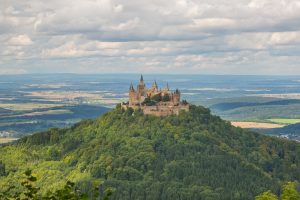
left=173, top=89, right=180, bottom=105
left=152, top=81, right=158, bottom=89
left=160, top=82, right=170, bottom=97
left=137, top=75, right=146, bottom=104
left=140, top=74, right=144, bottom=84
left=151, top=81, right=158, bottom=93
left=162, top=83, right=169, bottom=92
left=137, top=75, right=146, bottom=92
left=129, top=83, right=136, bottom=106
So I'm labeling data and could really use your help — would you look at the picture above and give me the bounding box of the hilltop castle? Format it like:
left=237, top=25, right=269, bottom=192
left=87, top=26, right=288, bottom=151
left=122, top=75, right=189, bottom=116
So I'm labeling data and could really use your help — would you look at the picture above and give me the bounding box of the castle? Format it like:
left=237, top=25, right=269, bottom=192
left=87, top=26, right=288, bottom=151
left=122, top=75, right=189, bottom=116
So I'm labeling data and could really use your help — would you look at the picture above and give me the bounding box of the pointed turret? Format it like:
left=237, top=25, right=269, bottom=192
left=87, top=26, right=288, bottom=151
left=140, top=74, right=144, bottom=82
left=139, top=74, right=145, bottom=87
left=137, top=75, right=146, bottom=102
left=129, top=82, right=135, bottom=91
left=152, top=80, right=158, bottom=89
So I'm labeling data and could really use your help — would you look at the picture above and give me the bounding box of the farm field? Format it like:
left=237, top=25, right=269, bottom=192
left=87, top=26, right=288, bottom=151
left=230, top=121, right=285, bottom=129
left=0, top=137, right=18, bottom=144
left=267, top=118, right=300, bottom=125
left=14, top=109, right=72, bottom=117
left=0, top=103, right=64, bottom=111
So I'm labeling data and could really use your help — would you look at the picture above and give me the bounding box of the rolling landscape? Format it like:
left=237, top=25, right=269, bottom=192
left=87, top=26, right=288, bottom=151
left=2, top=74, right=300, bottom=142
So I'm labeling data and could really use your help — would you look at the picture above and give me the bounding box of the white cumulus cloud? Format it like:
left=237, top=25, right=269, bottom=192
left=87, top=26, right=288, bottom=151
left=0, top=0, right=300, bottom=74
left=8, top=34, right=33, bottom=46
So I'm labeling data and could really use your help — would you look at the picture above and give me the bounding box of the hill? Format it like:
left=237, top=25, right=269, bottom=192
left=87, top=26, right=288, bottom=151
left=257, top=123, right=300, bottom=142
left=0, top=105, right=110, bottom=137
left=207, top=97, right=300, bottom=121
left=0, top=105, right=300, bottom=200
left=264, top=123, right=300, bottom=135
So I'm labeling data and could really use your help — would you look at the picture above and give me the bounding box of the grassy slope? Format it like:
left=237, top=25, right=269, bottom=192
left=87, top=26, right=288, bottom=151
left=0, top=105, right=300, bottom=200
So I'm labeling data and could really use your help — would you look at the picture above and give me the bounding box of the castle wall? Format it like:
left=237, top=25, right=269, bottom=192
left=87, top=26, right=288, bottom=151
left=142, top=104, right=189, bottom=116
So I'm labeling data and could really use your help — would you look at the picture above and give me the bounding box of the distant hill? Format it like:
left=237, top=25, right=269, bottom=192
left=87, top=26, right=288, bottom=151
left=0, top=105, right=110, bottom=137
left=0, top=105, right=300, bottom=200
left=260, top=122, right=300, bottom=138
left=208, top=97, right=300, bottom=120
left=265, top=123, right=300, bottom=136
left=0, top=107, right=12, bottom=115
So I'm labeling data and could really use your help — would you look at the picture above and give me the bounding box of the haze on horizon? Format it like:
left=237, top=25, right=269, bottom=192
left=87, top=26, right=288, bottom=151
left=1, top=0, right=300, bottom=75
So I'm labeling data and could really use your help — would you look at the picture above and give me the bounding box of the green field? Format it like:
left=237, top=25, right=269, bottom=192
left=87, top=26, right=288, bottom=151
left=267, top=118, right=300, bottom=125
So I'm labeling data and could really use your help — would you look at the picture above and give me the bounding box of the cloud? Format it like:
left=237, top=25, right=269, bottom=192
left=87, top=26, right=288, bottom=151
left=0, top=0, right=300, bottom=74
left=0, top=67, right=27, bottom=75
left=269, top=32, right=300, bottom=45
left=8, top=34, right=33, bottom=46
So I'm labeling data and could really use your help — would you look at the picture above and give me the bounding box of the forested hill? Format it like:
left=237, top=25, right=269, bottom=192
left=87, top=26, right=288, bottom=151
left=1, top=105, right=300, bottom=200
left=263, top=122, right=300, bottom=136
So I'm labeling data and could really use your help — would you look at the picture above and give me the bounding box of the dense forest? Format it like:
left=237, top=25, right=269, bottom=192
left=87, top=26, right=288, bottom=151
left=0, top=105, right=300, bottom=200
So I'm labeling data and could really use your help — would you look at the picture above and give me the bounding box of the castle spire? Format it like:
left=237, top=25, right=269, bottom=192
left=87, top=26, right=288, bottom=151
left=152, top=80, right=158, bottom=89
left=140, top=74, right=144, bottom=82
left=129, top=82, right=134, bottom=91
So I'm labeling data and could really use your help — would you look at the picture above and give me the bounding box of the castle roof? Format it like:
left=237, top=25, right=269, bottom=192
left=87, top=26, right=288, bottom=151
left=129, top=83, right=135, bottom=91
left=152, top=80, right=158, bottom=89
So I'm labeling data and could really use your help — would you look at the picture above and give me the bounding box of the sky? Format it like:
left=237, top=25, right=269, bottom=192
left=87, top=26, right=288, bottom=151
left=1, top=0, right=300, bottom=75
